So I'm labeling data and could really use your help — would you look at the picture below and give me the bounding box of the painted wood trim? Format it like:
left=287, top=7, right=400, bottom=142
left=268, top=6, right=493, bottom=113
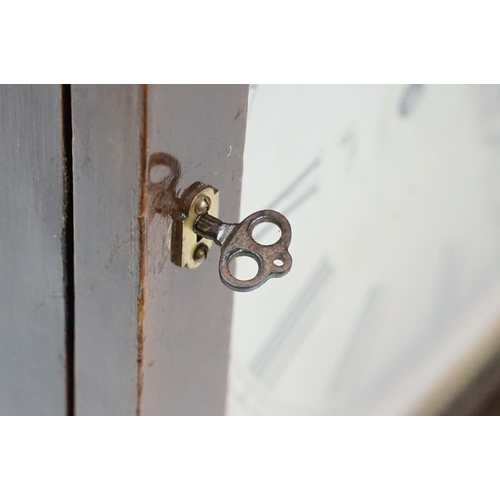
left=0, top=85, right=66, bottom=415
left=72, top=85, right=248, bottom=415
left=72, top=85, right=143, bottom=415
left=140, top=85, right=248, bottom=415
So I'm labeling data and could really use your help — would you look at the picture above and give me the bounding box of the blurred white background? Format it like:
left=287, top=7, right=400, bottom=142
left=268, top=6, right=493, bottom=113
left=227, top=84, right=500, bottom=415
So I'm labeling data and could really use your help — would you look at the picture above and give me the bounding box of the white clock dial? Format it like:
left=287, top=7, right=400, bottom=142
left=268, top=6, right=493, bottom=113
left=228, top=84, right=500, bottom=415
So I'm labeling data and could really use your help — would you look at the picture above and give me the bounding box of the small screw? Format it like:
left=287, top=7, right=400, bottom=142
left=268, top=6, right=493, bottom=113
left=194, top=196, right=211, bottom=215
left=193, top=243, right=209, bottom=263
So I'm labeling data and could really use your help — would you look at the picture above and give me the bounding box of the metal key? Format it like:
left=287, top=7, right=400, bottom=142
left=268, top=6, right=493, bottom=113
left=194, top=209, right=292, bottom=292
left=171, top=182, right=292, bottom=292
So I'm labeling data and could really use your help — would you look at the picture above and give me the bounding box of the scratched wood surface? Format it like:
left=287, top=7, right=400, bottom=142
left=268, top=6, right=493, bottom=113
left=140, top=85, right=248, bottom=415
left=0, top=85, right=66, bottom=415
left=72, top=85, right=248, bottom=415
left=72, top=85, right=143, bottom=415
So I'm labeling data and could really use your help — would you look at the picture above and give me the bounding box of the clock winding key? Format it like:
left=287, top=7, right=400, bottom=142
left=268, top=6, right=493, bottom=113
left=171, top=182, right=292, bottom=292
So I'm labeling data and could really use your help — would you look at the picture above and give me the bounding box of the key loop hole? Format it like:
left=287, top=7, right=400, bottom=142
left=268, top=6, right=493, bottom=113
left=247, top=213, right=289, bottom=247
left=248, top=214, right=284, bottom=233
left=226, top=249, right=263, bottom=282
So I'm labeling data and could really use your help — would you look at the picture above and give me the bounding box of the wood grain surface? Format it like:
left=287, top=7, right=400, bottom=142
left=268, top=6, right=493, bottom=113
left=72, top=85, right=248, bottom=415
left=0, top=85, right=66, bottom=415
left=140, top=85, right=248, bottom=415
left=72, top=85, right=143, bottom=415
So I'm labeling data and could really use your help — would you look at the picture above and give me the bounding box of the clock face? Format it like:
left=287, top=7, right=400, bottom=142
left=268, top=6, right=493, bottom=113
left=227, top=84, right=500, bottom=415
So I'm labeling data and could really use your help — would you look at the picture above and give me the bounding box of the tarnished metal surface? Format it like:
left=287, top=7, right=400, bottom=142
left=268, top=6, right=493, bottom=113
left=174, top=182, right=292, bottom=292
left=223, top=210, right=291, bottom=292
